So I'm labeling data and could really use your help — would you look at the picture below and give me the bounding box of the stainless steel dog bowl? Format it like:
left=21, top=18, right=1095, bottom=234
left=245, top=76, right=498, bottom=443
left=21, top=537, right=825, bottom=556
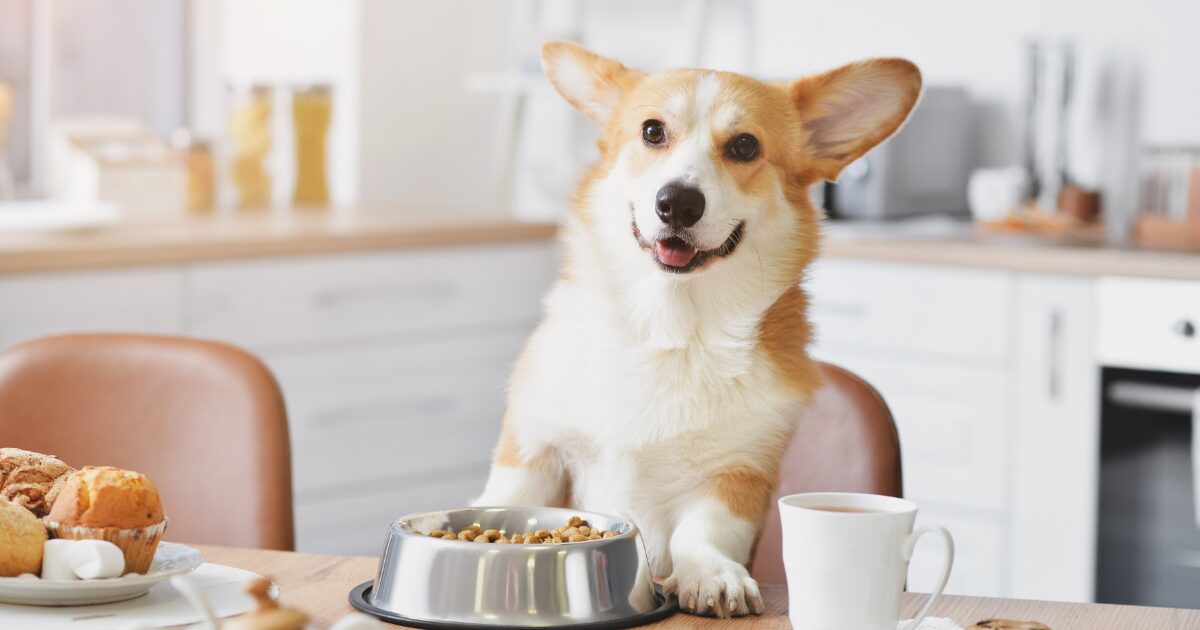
left=349, top=506, right=676, bottom=629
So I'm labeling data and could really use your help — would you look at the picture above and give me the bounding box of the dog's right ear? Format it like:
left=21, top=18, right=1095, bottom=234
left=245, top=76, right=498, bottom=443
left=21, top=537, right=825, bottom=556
left=541, top=41, right=644, bottom=124
left=791, top=58, right=922, bottom=181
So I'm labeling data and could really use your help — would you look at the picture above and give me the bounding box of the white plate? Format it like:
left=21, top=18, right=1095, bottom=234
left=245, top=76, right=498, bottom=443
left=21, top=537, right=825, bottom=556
left=0, top=542, right=203, bottom=606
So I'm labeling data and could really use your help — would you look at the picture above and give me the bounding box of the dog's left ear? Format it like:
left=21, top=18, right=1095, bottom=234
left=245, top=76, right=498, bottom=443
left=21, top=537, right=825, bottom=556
left=791, top=58, right=922, bottom=181
left=541, top=41, right=645, bottom=124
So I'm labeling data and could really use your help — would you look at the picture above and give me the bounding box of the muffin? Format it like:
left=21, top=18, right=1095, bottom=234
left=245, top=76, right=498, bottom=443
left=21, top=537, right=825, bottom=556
left=45, top=467, right=166, bottom=575
left=0, top=448, right=75, bottom=517
left=0, top=496, right=46, bottom=576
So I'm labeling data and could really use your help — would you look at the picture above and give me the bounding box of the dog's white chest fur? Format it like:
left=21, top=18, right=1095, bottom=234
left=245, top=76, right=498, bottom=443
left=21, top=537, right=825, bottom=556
left=489, top=275, right=799, bottom=572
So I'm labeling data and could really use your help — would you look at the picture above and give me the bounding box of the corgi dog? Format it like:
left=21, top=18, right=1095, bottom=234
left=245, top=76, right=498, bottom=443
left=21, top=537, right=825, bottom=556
left=476, top=41, right=921, bottom=617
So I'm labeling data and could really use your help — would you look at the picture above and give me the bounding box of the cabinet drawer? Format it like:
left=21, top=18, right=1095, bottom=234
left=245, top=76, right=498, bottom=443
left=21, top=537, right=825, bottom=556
left=808, top=259, right=1013, bottom=361
left=0, top=268, right=183, bottom=348
left=1097, top=276, right=1200, bottom=374
left=909, top=507, right=1006, bottom=597
left=187, top=243, right=556, bottom=349
left=812, top=348, right=1010, bottom=512
left=295, top=469, right=488, bottom=555
left=268, top=332, right=529, bottom=494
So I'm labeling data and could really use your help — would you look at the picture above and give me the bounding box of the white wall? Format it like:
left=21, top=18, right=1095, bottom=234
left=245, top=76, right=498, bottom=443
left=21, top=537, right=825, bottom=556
left=356, top=0, right=513, bottom=214
left=756, top=0, right=1200, bottom=165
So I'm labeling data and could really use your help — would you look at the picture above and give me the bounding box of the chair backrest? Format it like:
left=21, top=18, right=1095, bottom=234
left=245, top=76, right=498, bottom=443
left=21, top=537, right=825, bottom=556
left=749, top=361, right=901, bottom=583
left=0, top=333, right=294, bottom=550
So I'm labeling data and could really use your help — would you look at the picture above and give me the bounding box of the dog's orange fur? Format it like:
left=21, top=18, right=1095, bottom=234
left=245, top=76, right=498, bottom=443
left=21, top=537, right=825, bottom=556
left=758, top=285, right=821, bottom=397
left=492, top=413, right=523, bottom=468
left=710, top=464, right=779, bottom=523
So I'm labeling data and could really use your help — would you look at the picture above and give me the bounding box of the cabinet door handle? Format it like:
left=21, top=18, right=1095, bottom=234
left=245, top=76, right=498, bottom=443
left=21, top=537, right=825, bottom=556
left=1106, top=381, right=1198, bottom=414
left=315, top=282, right=458, bottom=309
left=1048, top=308, right=1063, bottom=400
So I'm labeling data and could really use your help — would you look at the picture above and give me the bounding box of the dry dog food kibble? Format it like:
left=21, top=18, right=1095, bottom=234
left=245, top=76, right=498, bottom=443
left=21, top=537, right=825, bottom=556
left=420, top=515, right=618, bottom=544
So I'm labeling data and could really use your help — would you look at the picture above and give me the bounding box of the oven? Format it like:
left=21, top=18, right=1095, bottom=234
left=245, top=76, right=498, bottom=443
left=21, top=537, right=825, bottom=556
left=1096, top=277, right=1200, bottom=608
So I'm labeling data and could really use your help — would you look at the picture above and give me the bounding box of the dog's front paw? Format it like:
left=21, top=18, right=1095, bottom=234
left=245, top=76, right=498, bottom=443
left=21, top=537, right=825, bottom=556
left=664, top=555, right=764, bottom=618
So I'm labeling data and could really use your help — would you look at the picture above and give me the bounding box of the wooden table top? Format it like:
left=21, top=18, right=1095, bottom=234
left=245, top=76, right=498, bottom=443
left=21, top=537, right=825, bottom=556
left=197, top=545, right=1200, bottom=629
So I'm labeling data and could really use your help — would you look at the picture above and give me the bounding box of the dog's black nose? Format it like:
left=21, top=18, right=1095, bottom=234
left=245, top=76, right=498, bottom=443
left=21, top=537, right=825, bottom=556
left=655, top=182, right=705, bottom=228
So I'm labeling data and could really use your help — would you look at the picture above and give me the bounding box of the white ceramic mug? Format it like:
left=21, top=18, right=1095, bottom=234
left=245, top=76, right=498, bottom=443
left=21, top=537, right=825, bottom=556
left=780, top=492, right=954, bottom=630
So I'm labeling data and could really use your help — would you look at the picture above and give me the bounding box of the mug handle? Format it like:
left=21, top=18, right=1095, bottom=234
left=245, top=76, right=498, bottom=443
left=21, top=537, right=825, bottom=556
left=899, top=525, right=955, bottom=630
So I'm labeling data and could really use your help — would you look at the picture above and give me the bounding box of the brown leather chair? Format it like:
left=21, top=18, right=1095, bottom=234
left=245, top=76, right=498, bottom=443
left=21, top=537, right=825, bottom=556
left=749, top=361, right=901, bottom=583
left=0, top=333, right=294, bottom=550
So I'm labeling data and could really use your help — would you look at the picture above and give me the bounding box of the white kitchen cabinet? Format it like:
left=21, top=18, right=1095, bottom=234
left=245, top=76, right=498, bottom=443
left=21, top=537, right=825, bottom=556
left=807, top=259, right=1013, bottom=360
left=807, top=258, right=1016, bottom=597
left=1010, top=275, right=1099, bottom=602
left=810, top=260, right=1104, bottom=602
left=1096, top=277, right=1200, bottom=374
left=811, top=348, right=1011, bottom=513
left=0, top=268, right=184, bottom=347
left=268, top=332, right=528, bottom=495
left=186, top=244, right=555, bottom=350
left=910, top=507, right=1006, bottom=597
left=295, top=468, right=489, bottom=556
left=265, top=331, right=533, bottom=553
left=180, top=243, right=554, bottom=554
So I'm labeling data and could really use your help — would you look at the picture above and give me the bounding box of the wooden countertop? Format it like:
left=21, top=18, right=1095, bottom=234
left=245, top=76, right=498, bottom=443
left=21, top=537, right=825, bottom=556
left=824, top=232, right=1200, bottom=282
left=0, top=212, right=558, bottom=274
left=3, top=212, right=1200, bottom=282
left=197, top=545, right=1200, bottom=629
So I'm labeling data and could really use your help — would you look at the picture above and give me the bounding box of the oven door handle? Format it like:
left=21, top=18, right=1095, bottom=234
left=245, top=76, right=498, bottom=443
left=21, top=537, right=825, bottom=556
left=1107, top=381, right=1200, bottom=528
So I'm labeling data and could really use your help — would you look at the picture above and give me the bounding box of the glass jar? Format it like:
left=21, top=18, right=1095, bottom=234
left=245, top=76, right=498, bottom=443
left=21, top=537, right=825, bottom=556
left=228, top=84, right=273, bottom=211
left=171, top=129, right=215, bottom=214
left=0, top=80, right=13, bottom=200
left=291, top=84, right=332, bottom=208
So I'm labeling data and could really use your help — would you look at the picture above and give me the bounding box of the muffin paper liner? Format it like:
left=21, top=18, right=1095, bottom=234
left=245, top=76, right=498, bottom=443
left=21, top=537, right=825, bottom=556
left=42, top=518, right=167, bottom=575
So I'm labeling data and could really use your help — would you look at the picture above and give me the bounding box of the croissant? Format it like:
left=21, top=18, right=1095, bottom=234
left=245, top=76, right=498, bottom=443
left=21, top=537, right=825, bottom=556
left=0, top=448, right=74, bottom=517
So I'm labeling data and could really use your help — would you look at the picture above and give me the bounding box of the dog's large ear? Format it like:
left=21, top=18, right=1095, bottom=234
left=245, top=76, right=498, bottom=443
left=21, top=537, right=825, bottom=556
left=541, top=41, right=644, bottom=124
left=791, top=59, right=922, bottom=181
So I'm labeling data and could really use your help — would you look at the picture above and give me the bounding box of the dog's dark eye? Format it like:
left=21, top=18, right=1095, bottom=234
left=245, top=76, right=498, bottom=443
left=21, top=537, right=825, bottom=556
left=727, top=133, right=760, bottom=161
left=642, top=120, right=666, bottom=145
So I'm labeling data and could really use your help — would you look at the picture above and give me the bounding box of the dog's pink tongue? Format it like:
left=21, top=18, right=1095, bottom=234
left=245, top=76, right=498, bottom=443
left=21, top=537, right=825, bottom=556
left=655, top=240, right=697, bottom=267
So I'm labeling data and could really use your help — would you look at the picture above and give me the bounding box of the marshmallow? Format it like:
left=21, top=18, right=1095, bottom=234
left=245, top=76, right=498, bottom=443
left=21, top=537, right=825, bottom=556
left=67, top=540, right=125, bottom=579
left=330, top=613, right=387, bottom=630
left=41, top=539, right=80, bottom=581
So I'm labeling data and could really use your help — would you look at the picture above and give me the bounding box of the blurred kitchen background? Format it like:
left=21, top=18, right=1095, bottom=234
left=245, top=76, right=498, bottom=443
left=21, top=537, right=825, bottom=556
left=2, top=0, right=1200, bottom=612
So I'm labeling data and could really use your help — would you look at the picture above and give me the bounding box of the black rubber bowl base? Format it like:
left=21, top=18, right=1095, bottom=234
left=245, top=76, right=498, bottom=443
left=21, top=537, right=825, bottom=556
left=348, top=580, right=678, bottom=629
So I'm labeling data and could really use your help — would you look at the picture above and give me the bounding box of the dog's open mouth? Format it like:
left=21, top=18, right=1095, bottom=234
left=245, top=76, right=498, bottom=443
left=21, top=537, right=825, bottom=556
left=633, top=217, right=746, bottom=274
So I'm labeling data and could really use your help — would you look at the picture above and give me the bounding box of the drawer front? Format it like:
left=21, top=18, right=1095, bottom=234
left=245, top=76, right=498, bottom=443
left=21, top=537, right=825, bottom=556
left=268, top=332, right=529, bottom=494
left=807, top=259, right=1013, bottom=361
left=909, top=507, right=1007, bottom=597
left=187, top=243, right=556, bottom=349
left=1097, top=276, right=1200, bottom=374
left=295, top=469, right=488, bottom=555
left=812, top=347, right=1010, bottom=513
left=0, top=268, right=183, bottom=348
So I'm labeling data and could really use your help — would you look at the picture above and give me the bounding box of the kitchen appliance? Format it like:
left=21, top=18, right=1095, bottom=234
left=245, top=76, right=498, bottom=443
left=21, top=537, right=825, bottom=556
left=350, top=506, right=677, bottom=628
left=1096, top=277, right=1200, bottom=607
left=827, top=86, right=973, bottom=220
